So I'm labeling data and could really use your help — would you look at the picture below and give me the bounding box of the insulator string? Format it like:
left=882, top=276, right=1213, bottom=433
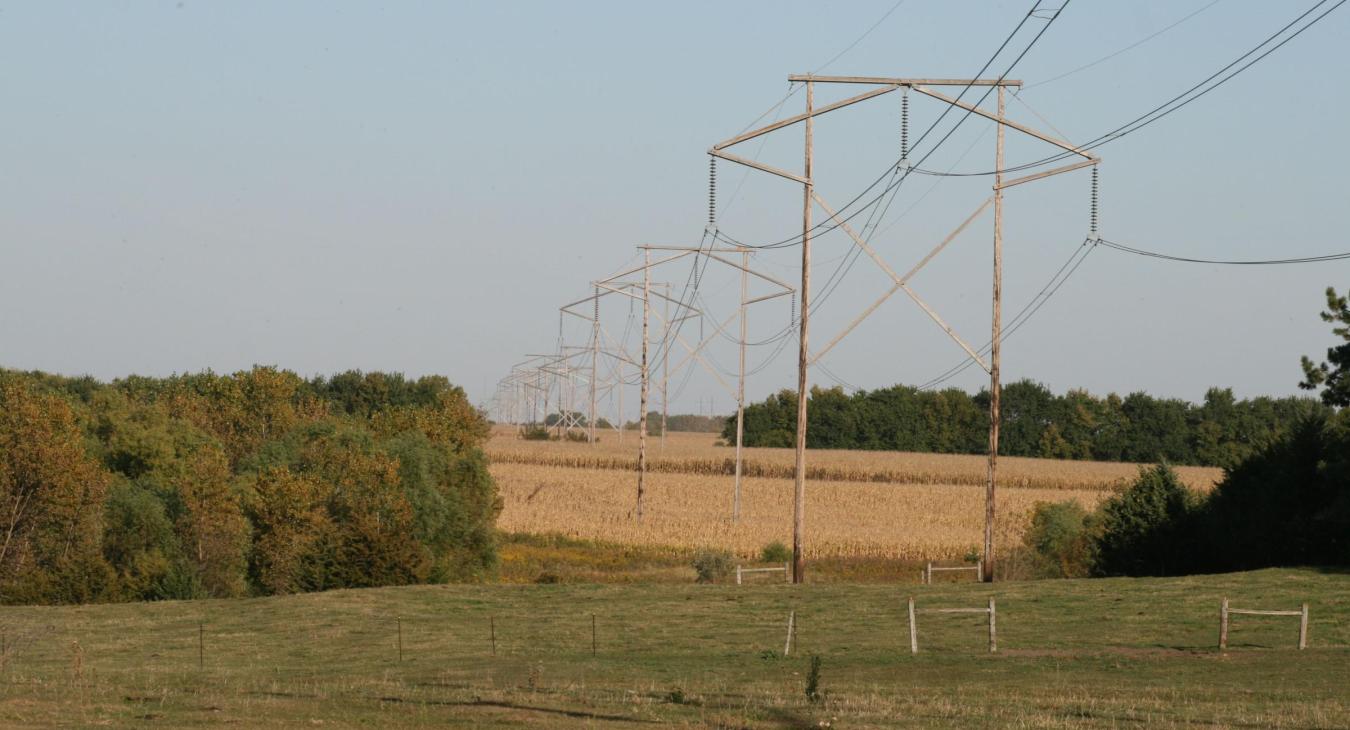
left=1089, top=164, right=1100, bottom=238
left=708, top=156, right=717, bottom=227
left=900, top=87, right=910, bottom=165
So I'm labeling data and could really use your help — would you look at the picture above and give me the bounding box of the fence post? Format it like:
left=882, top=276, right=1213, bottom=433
left=591, top=614, right=597, bottom=656
left=977, top=560, right=984, bottom=583
left=397, top=616, right=404, bottom=662
left=988, top=597, right=997, bottom=653
left=1219, top=598, right=1229, bottom=650
left=1298, top=603, right=1308, bottom=650
left=908, top=597, right=918, bottom=654
left=736, top=565, right=742, bottom=585
left=925, top=562, right=931, bottom=585
left=783, top=610, right=795, bottom=657
left=783, top=562, right=790, bottom=582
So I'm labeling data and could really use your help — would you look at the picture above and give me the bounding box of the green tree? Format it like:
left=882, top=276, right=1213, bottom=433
left=1300, top=286, right=1350, bottom=407
left=103, top=480, right=197, bottom=600
left=1192, top=416, right=1350, bottom=569
left=1091, top=464, right=1194, bottom=576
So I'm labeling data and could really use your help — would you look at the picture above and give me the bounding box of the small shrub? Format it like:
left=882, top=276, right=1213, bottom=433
left=519, top=425, right=552, bottom=441
left=804, top=654, right=822, bottom=703
left=1022, top=501, right=1094, bottom=578
left=691, top=548, right=734, bottom=583
left=563, top=430, right=591, bottom=443
left=760, top=541, right=791, bottom=564
left=962, top=546, right=982, bottom=564
left=666, top=688, right=686, bottom=705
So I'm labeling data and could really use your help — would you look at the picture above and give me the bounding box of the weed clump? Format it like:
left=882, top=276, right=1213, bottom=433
left=760, top=541, right=791, bottom=564
left=805, top=653, right=822, bottom=703
left=691, top=548, right=733, bottom=583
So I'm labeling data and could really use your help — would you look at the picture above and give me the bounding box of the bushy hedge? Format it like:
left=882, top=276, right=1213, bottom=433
left=0, top=367, right=501, bottom=604
left=1023, top=413, right=1350, bottom=577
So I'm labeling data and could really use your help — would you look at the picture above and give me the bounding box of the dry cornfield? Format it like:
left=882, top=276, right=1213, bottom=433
left=492, top=462, right=1112, bottom=560
left=487, top=426, right=1222, bottom=560
left=486, top=425, right=1222, bottom=492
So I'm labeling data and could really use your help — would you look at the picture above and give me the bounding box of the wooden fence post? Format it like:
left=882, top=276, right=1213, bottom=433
left=908, top=597, right=918, bottom=654
left=977, top=560, right=984, bottom=582
left=736, top=565, right=742, bottom=586
left=925, top=562, right=931, bottom=585
left=784, top=610, right=795, bottom=657
left=1219, top=598, right=1229, bottom=650
left=988, top=597, right=997, bottom=653
left=784, top=562, right=790, bottom=582
left=1298, top=603, right=1308, bottom=650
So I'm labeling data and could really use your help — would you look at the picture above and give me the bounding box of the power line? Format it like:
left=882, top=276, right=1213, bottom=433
left=1022, top=0, right=1227, bottom=90
left=812, top=0, right=910, bottom=74
left=1097, top=237, right=1350, bottom=265
left=924, top=0, right=1347, bottom=178
left=919, top=237, right=1098, bottom=390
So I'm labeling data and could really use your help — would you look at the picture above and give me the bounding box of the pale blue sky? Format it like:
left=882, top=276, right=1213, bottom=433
left=1, top=1, right=1347, bottom=414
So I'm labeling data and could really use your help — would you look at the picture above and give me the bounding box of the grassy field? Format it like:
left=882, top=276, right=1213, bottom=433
left=1, top=568, right=1345, bottom=728
left=486, top=427, right=1221, bottom=566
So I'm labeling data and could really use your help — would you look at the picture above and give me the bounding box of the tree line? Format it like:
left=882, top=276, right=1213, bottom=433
left=0, top=367, right=500, bottom=605
left=726, top=381, right=1329, bottom=468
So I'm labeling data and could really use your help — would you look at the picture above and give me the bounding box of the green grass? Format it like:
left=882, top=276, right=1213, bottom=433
left=1, top=568, right=1346, bottom=728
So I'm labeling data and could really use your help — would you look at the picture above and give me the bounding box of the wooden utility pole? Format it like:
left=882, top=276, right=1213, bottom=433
left=792, top=79, right=814, bottom=584
left=734, top=249, right=748, bottom=522
left=636, top=249, right=651, bottom=520
left=984, top=86, right=1005, bottom=582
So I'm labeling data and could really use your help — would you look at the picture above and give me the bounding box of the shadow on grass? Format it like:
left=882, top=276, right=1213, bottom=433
left=378, top=695, right=663, bottom=723
left=250, top=688, right=663, bottom=723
